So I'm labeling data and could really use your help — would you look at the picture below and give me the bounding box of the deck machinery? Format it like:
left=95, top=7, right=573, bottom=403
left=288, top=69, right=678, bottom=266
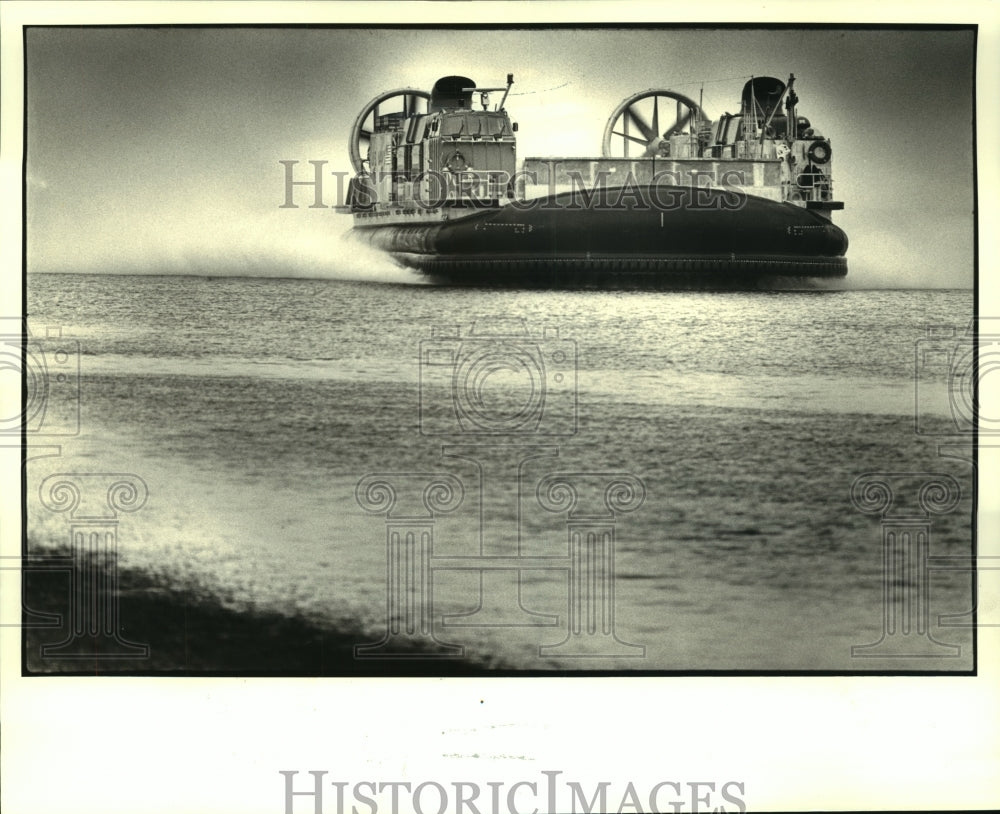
left=344, top=73, right=847, bottom=286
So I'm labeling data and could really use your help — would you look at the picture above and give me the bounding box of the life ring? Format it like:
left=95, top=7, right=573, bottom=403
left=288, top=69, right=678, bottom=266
left=807, top=140, right=832, bottom=165
left=446, top=151, right=468, bottom=173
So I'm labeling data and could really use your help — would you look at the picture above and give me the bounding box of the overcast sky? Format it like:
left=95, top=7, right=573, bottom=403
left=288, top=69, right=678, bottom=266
left=25, top=26, right=975, bottom=287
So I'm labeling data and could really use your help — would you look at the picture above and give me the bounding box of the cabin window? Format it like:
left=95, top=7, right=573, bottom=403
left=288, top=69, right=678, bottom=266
left=483, top=115, right=511, bottom=136
left=440, top=116, right=466, bottom=137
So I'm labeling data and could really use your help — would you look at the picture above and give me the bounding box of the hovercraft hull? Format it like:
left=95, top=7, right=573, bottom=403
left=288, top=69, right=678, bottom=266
left=352, top=185, right=848, bottom=288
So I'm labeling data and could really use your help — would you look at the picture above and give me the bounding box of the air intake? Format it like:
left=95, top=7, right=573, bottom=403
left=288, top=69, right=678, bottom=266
left=430, top=75, right=475, bottom=112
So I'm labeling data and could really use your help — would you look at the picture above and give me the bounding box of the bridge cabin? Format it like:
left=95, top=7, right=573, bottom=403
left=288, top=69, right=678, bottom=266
left=350, top=75, right=518, bottom=215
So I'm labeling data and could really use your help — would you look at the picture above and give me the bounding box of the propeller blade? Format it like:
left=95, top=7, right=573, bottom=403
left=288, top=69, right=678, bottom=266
left=612, top=130, right=652, bottom=146
left=626, top=107, right=656, bottom=142
left=652, top=95, right=659, bottom=138
left=664, top=109, right=694, bottom=139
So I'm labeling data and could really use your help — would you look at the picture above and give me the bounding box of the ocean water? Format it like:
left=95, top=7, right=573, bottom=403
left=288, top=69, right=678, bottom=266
left=24, top=272, right=977, bottom=671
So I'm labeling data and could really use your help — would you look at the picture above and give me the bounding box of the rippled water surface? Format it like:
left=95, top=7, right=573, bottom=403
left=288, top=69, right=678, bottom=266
left=25, top=273, right=977, bottom=671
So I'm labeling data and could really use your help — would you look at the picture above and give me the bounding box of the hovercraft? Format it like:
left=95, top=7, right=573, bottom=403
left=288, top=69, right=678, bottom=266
left=341, top=73, right=847, bottom=287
